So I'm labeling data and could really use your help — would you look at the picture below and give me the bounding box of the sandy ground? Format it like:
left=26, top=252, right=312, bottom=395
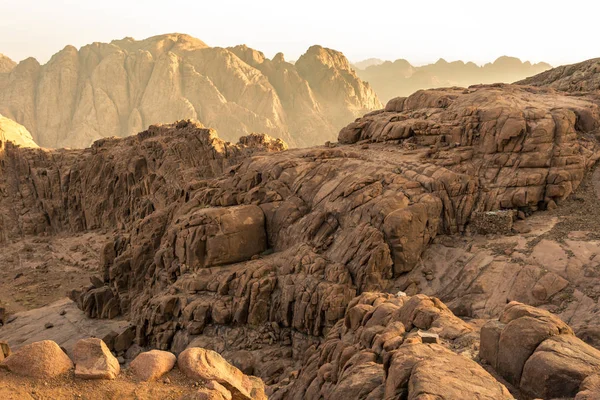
left=0, top=231, right=112, bottom=315
left=0, top=368, right=203, bottom=400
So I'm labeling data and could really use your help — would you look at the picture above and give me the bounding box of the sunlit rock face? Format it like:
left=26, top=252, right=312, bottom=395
left=0, top=113, right=38, bottom=148
left=0, top=34, right=381, bottom=149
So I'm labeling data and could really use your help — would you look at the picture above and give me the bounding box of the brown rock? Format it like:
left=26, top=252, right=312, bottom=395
left=520, top=335, right=600, bottom=398
left=129, top=350, right=176, bottom=381
left=481, top=302, right=600, bottom=399
left=178, top=347, right=261, bottom=400
left=576, top=374, right=600, bottom=400
left=73, top=338, right=120, bottom=380
left=0, top=341, right=10, bottom=360
left=0, top=340, right=73, bottom=378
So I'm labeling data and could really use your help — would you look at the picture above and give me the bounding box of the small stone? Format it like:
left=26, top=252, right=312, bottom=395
left=14, top=272, right=23, bottom=280
left=396, top=291, right=407, bottom=297
left=517, top=211, right=526, bottom=220
left=90, top=276, right=104, bottom=288
left=117, top=356, right=125, bottom=364
left=0, top=341, right=11, bottom=361
left=59, top=310, right=67, bottom=316
left=125, top=344, right=143, bottom=360
left=425, top=274, right=434, bottom=281
left=546, top=200, right=557, bottom=210
left=163, top=377, right=171, bottom=384
left=418, top=330, right=440, bottom=344
left=45, top=322, right=54, bottom=329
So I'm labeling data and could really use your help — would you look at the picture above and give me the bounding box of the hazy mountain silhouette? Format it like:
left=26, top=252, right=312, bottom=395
left=355, top=56, right=552, bottom=102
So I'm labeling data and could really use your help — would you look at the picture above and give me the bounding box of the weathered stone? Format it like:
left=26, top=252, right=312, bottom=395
left=417, top=330, right=439, bottom=344
left=73, top=338, right=120, bottom=380
left=481, top=302, right=600, bottom=399
left=0, top=340, right=73, bottom=378
left=129, top=350, right=176, bottom=381
left=520, top=335, right=600, bottom=398
left=178, top=347, right=260, bottom=400
left=114, top=325, right=136, bottom=353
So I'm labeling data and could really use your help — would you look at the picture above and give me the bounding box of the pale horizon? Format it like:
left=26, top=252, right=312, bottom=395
left=1, top=0, right=598, bottom=67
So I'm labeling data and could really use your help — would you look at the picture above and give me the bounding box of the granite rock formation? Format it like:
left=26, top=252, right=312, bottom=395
left=481, top=301, right=600, bottom=399
left=0, top=34, right=380, bottom=148
left=518, top=58, right=600, bottom=92
left=2, top=78, right=600, bottom=398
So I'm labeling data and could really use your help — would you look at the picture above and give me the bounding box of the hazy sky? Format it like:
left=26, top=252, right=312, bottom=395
left=0, top=0, right=597, bottom=66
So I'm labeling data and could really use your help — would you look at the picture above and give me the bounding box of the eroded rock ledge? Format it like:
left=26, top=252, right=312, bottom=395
left=2, top=83, right=600, bottom=399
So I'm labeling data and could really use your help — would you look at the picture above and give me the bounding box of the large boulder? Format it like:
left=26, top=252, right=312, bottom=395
left=169, top=205, right=267, bottom=269
left=480, top=302, right=600, bottom=398
left=129, top=350, right=176, bottom=381
left=0, top=340, right=73, bottom=378
left=73, top=338, right=120, bottom=380
left=178, top=347, right=264, bottom=400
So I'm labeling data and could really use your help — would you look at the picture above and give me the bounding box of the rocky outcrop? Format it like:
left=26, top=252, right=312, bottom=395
left=340, top=84, right=600, bottom=214
left=517, top=58, right=600, bottom=92
left=271, top=292, right=510, bottom=400
left=3, top=80, right=600, bottom=398
left=481, top=302, right=600, bottom=399
left=0, top=34, right=380, bottom=148
left=0, top=113, right=38, bottom=148
left=0, top=120, right=285, bottom=241
left=356, top=56, right=551, bottom=102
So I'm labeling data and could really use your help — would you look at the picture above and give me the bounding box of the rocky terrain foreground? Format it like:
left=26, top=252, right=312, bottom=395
left=0, top=34, right=380, bottom=149
left=3, top=61, right=600, bottom=399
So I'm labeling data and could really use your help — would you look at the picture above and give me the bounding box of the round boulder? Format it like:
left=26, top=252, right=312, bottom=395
left=0, top=340, right=73, bottom=378
left=129, top=350, right=176, bottom=381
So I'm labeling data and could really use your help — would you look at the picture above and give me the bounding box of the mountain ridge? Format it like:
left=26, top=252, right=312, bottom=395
left=355, top=55, right=552, bottom=102
left=0, top=33, right=381, bottom=149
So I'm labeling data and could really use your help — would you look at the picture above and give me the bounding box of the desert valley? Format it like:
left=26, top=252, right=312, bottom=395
left=1, top=25, right=600, bottom=400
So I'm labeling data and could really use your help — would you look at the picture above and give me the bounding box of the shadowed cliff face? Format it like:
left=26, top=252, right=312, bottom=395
left=0, top=34, right=381, bottom=149
left=355, top=56, right=552, bottom=102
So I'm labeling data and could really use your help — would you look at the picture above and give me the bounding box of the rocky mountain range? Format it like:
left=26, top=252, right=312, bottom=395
left=0, top=34, right=381, bottom=149
left=355, top=56, right=552, bottom=102
left=2, top=52, right=600, bottom=399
